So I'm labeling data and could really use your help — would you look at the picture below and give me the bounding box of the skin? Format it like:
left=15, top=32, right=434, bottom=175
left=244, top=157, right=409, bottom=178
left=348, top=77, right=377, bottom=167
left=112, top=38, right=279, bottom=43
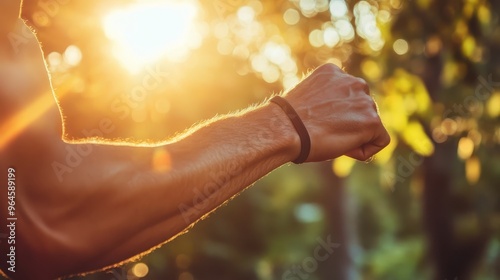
left=0, top=2, right=390, bottom=279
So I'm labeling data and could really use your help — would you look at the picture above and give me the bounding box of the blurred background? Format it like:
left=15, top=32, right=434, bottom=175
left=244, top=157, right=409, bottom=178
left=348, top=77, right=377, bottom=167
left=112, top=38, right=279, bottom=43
left=7, top=0, right=500, bottom=279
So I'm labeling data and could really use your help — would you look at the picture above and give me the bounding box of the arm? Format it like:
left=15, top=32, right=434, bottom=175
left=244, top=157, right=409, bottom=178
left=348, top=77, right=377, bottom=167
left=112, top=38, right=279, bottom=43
left=0, top=8, right=389, bottom=280
left=0, top=0, right=21, bottom=37
left=3, top=65, right=388, bottom=280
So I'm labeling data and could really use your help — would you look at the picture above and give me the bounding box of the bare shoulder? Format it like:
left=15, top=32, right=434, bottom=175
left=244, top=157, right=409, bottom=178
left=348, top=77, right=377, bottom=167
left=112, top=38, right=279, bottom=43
left=0, top=0, right=22, bottom=36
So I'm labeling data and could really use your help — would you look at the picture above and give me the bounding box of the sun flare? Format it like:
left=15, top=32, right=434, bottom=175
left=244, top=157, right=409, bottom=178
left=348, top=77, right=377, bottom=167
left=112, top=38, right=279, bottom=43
left=102, top=0, right=198, bottom=73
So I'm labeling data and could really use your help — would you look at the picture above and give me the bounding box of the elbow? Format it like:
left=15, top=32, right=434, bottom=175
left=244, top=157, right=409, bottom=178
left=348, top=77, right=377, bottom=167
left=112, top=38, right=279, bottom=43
left=5, top=199, right=98, bottom=279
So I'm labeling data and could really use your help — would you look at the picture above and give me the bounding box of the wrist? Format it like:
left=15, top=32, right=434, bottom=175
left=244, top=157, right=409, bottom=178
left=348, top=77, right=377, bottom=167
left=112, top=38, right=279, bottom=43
left=259, top=101, right=301, bottom=163
left=269, top=96, right=311, bottom=164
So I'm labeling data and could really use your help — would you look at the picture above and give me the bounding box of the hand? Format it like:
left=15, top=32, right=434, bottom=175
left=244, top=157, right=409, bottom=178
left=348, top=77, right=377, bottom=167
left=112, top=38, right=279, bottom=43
left=284, top=63, right=390, bottom=162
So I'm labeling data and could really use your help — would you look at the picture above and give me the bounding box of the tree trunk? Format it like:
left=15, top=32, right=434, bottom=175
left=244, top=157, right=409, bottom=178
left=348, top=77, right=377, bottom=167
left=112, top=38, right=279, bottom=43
left=317, top=162, right=354, bottom=280
left=421, top=53, right=489, bottom=280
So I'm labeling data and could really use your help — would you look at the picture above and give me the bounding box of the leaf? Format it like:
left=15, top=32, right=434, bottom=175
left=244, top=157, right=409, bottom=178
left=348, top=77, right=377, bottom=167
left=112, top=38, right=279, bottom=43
left=332, top=155, right=356, bottom=177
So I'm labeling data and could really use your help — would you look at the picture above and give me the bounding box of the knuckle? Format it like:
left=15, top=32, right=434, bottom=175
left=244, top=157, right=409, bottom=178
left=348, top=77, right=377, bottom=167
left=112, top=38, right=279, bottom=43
left=318, top=63, right=340, bottom=73
left=356, top=77, right=368, bottom=86
left=361, top=103, right=381, bottom=125
left=354, top=77, right=370, bottom=92
left=366, top=116, right=380, bottom=128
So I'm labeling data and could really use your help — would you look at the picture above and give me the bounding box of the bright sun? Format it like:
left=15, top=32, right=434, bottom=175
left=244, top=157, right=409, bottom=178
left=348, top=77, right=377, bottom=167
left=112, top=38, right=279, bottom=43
left=103, top=0, right=198, bottom=73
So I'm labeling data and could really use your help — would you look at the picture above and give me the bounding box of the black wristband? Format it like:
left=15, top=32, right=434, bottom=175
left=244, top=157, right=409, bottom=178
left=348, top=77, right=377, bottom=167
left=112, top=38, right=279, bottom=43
left=270, top=96, right=311, bottom=164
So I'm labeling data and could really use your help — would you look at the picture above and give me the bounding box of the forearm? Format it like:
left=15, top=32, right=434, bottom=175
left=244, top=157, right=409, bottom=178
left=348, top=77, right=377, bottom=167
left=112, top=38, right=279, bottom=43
left=163, top=103, right=298, bottom=224
left=45, top=101, right=299, bottom=275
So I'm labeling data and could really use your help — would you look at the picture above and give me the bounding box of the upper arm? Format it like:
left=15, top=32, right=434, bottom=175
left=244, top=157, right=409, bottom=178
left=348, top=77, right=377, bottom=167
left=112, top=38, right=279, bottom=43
left=1, top=1, right=22, bottom=35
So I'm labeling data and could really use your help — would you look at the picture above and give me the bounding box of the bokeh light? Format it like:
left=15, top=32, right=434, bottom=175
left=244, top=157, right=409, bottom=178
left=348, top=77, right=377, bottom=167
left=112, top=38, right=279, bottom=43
left=283, top=8, right=301, bottom=25
left=63, top=45, right=82, bottom=67
left=294, top=203, right=324, bottom=223
left=393, top=38, right=409, bottom=55
left=132, top=262, right=149, bottom=278
left=466, top=156, right=481, bottom=184
left=354, top=0, right=384, bottom=51
left=237, top=6, right=255, bottom=23
left=458, top=137, right=474, bottom=160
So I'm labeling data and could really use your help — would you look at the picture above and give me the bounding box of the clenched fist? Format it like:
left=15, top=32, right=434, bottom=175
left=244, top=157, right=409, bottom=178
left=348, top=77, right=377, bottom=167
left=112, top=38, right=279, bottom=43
left=283, top=63, right=390, bottom=162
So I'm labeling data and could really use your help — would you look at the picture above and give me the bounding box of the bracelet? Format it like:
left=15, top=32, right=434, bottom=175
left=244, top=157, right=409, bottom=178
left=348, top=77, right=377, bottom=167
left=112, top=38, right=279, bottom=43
left=270, top=96, right=311, bottom=164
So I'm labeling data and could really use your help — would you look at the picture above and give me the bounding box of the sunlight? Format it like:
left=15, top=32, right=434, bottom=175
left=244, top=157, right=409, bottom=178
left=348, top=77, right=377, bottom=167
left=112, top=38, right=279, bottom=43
left=102, top=0, right=198, bottom=73
left=0, top=77, right=76, bottom=151
left=0, top=92, right=54, bottom=151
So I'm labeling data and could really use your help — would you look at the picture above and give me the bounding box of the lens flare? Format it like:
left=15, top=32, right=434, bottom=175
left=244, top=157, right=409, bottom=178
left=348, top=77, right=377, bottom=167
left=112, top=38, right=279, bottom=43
left=102, top=1, right=198, bottom=73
